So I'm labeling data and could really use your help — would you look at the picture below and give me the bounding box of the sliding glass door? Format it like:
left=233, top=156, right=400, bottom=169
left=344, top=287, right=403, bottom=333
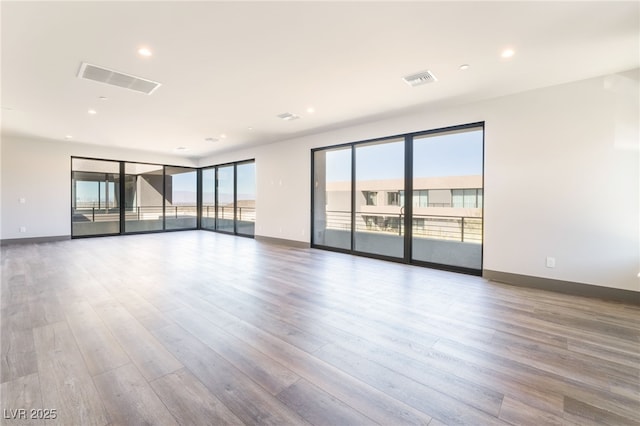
left=72, top=157, right=256, bottom=239
left=412, top=128, right=483, bottom=270
left=71, top=158, right=121, bottom=237
left=311, top=123, right=483, bottom=274
left=200, top=160, right=255, bottom=236
left=165, top=166, right=197, bottom=230
left=202, top=167, right=216, bottom=230
left=124, top=163, right=164, bottom=232
left=354, top=138, right=405, bottom=259
left=312, top=146, right=352, bottom=250
left=217, top=165, right=235, bottom=233
left=236, top=161, right=256, bottom=236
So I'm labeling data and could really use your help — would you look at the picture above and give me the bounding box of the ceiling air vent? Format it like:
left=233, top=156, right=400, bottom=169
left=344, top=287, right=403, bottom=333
left=277, top=112, right=300, bottom=121
left=77, top=62, right=161, bottom=95
left=402, top=70, right=437, bottom=87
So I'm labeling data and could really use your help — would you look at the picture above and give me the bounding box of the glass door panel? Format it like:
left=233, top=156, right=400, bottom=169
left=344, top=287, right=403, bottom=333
left=71, top=158, right=120, bottom=236
left=312, top=147, right=352, bottom=250
left=236, top=162, right=256, bottom=236
left=412, top=128, right=483, bottom=270
left=124, top=163, right=164, bottom=232
left=165, top=166, right=197, bottom=230
left=217, top=165, right=235, bottom=233
left=202, top=168, right=216, bottom=230
left=354, top=138, right=404, bottom=258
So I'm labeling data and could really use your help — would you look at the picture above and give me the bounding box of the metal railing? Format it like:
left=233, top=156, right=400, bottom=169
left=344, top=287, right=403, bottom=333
left=322, top=210, right=482, bottom=243
left=127, top=206, right=164, bottom=221
left=202, top=205, right=256, bottom=222
left=72, top=205, right=199, bottom=222
left=413, top=213, right=482, bottom=243
left=72, top=207, right=120, bottom=222
left=73, top=205, right=256, bottom=223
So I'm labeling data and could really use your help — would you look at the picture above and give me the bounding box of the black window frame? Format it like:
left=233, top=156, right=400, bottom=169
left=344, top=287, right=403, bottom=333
left=310, top=122, right=485, bottom=275
left=70, top=156, right=255, bottom=239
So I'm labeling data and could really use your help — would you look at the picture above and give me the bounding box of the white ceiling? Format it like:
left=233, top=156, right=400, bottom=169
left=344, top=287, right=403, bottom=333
left=2, top=1, right=638, bottom=159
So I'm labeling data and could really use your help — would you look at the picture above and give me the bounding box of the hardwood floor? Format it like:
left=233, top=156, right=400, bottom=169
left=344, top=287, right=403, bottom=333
left=1, top=231, right=639, bottom=425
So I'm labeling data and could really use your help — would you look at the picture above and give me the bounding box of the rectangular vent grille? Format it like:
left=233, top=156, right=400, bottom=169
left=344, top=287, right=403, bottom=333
left=277, top=112, right=300, bottom=121
left=77, top=62, right=161, bottom=95
left=402, top=70, right=437, bottom=87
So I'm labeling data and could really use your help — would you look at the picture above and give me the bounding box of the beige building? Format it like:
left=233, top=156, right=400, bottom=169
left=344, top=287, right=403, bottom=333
left=323, top=175, right=483, bottom=242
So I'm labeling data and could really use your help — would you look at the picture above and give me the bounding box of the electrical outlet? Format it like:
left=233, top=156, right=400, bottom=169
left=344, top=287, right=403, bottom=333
left=546, top=256, right=556, bottom=268
left=19, top=226, right=26, bottom=233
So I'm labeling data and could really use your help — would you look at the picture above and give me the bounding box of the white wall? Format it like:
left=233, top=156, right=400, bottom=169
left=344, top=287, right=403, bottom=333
left=0, top=136, right=195, bottom=240
left=2, top=70, right=637, bottom=291
left=199, top=70, right=639, bottom=292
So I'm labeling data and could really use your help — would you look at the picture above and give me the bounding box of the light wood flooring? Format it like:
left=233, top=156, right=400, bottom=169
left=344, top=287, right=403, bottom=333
left=1, top=231, right=639, bottom=425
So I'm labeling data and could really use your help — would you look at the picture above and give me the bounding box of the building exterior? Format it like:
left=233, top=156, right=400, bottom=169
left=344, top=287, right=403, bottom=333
left=325, top=175, right=483, bottom=243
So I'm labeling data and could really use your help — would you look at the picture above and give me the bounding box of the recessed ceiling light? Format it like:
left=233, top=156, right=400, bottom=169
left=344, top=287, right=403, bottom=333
left=459, top=64, right=470, bottom=71
left=248, top=127, right=253, bottom=131
left=205, top=137, right=219, bottom=143
left=220, top=134, right=227, bottom=139
left=138, top=47, right=152, bottom=57
left=65, top=135, right=73, bottom=139
left=99, top=96, right=108, bottom=101
left=87, top=109, right=97, bottom=115
left=501, top=48, right=515, bottom=59
left=307, top=107, right=315, bottom=114
left=175, top=146, right=188, bottom=151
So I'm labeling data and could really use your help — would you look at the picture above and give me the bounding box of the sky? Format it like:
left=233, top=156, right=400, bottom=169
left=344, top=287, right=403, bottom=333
left=75, top=163, right=257, bottom=206
left=74, top=129, right=481, bottom=205
left=325, top=129, right=483, bottom=182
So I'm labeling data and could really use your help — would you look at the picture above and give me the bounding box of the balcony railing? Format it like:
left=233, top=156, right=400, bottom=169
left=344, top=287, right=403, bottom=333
left=72, top=205, right=198, bottom=222
left=322, top=210, right=482, bottom=243
left=73, top=205, right=256, bottom=223
left=202, top=205, right=256, bottom=222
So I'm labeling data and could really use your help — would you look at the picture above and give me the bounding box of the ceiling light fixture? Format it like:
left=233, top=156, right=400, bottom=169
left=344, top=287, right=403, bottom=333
left=307, top=107, right=315, bottom=114
left=205, top=137, right=218, bottom=143
left=501, top=48, right=515, bottom=59
left=248, top=127, right=254, bottom=131
left=87, top=109, right=97, bottom=115
left=459, top=64, right=470, bottom=71
left=175, top=146, right=188, bottom=151
left=138, top=47, right=152, bottom=57
left=65, top=135, right=73, bottom=139
left=99, top=96, right=108, bottom=101
left=220, top=134, right=227, bottom=139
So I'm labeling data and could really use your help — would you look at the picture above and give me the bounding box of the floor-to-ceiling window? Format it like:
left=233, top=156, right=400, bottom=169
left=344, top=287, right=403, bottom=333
left=312, top=146, right=352, bottom=250
left=200, top=160, right=256, bottom=237
left=202, top=167, right=216, bottom=230
left=354, top=138, right=405, bottom=259
left=411, top=127, right=483, bottom=270
left=124, top=163, right=164, bottom=233
left=217, top=164, right=235, bottom=233
left=71, top=158, right=121, bottom=237
left=164, top=166, right=197, bottom=230
left=236, top=161, right=256, bottom=236
left=72, top=157, right=254, bottom=239
left=311, top=123, right=483, bottom=274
